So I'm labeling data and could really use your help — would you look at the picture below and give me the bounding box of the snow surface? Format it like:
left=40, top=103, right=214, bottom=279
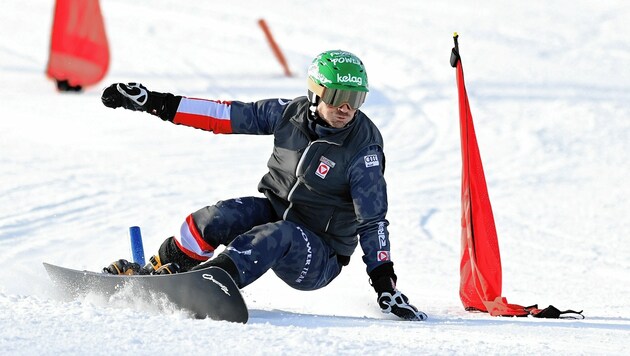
left=1, top=0, right=629, bottom=354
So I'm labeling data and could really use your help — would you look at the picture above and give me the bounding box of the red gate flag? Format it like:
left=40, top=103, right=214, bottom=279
left=46, top=0, right=110, bottom=88
left=450, top=34, right=503, bottom=312
left=450, top=34, right=584, bottom=318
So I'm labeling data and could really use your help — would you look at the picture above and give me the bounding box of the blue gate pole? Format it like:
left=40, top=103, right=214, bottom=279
left=129, top=226, right=146, bottom=265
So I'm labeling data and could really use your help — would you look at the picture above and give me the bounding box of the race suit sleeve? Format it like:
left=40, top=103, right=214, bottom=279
left=168, top=97, right=290, bottom=135
left=347, top=144, right=393, bottom=274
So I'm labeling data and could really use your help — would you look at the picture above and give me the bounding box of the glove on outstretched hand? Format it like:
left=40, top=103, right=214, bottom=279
left=101, top=83, right=178, bottom=121
left=370, top=262, right=428, bottom=321
left=101, top=83, right=150, bottom=111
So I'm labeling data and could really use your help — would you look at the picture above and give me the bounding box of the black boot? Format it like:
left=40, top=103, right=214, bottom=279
left=191, top=254, right=241, bottom=286
left=156, top=236, right=204, bottom=272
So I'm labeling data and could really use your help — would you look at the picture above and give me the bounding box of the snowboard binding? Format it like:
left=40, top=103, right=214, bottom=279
left=103, top=256, right=180, bottom=275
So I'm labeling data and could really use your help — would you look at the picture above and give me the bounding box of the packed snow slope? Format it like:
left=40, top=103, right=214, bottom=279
left=1, top=0, right=628, bottom=354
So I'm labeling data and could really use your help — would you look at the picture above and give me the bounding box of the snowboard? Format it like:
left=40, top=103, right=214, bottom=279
left=43, top=262, right=248, bottom=323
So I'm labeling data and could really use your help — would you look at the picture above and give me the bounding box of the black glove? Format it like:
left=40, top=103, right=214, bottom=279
left=102, top=83, right=149, bottom=110
left=377, top=289, right=427, bottom=321
left=370, top=263, right=428, bottom=321
left=101, top=83, right=180, bottom=121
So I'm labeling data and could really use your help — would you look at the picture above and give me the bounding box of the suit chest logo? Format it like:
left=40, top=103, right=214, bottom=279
left=315, top=156, right=336, bottom=179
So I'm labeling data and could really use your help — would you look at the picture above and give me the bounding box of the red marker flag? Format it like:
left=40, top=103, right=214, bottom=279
left=46, top=0, right=110, bottom=88
left=450, top=34, right=584, bottom=319
left=450, top=34, right=504, bottom=312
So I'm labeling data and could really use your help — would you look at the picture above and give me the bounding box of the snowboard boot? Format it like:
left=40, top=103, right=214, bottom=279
left=154, top=236, right=206, bottom=272
left=103, top=236, right=205, bottom=276
left=190, top=253, right=241, bottom=287
left=103, top=259, right=148, bottom=275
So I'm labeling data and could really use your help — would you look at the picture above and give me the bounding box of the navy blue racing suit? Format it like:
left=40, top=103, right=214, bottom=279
left=163, top=96, right=393, bottom=290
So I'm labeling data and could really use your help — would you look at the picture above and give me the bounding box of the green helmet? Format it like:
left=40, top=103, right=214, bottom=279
left=307, top=50, right=368, bottom=109
left=308, top=50, right=369, bottom=92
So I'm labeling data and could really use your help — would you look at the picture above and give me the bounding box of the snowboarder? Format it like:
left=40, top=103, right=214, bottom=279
left=100, top=50, right=427, bottom=321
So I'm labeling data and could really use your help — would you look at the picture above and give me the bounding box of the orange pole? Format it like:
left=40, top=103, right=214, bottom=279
left=257, top=18, right=292, bottom=77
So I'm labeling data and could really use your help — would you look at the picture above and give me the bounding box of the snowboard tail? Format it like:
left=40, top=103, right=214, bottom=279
left=43, top=262, right=248, bottom=323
